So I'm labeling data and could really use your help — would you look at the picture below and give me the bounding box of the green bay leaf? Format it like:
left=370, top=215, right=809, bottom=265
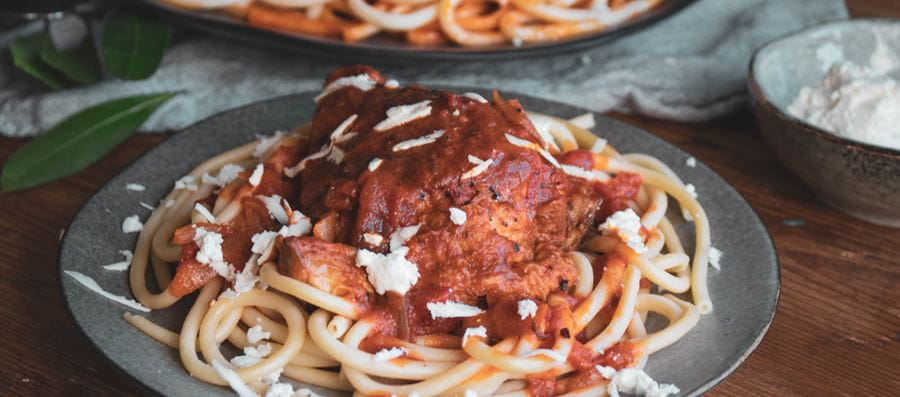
left=102, top=9, right=171, bottom=80
left=40, top=31, right=102, bottom=85
left=9, top=31, right=72, bottom=90
left=1, top=93, right=177, bottom=192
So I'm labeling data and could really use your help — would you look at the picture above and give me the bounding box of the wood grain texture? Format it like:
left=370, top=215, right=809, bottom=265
left=0, top=1, right=898, bottom=395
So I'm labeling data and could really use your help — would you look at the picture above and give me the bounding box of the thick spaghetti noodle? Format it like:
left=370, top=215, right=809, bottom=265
left=160, top=0, right=663, bottom=47
left=122, top=66, right=711, bottom=397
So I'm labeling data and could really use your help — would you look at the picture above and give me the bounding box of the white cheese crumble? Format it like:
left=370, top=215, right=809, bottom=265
left=389, top=224, right=421, bottom=251
left=709, top=246, right=723, bottom=270
left=599, top=209, right=647, bottom=255
left=512, top=36, right=523, bottom=47
left=194, top=203, right=217, bottom=223
left=265, top=383, right=293, bottom=397
left=385, top=79, right=400, bottom=88
left=505, top=133, right=561, bottom=168
left=202, top=163, right=245, bottom=187
left=139, top=201, right=155, bottom=211
left=373, top=347, right=406, bottom=361
left=368, top=158, right=383, bottom=172
left=102, top=250, right=133, bottom=271
left=569, top=113, right=596, bottom=129
left=686, top=156, right=697, bottom=167
left=427, top=301, right=483, bottom=319
left=461, top=326, right=487, bottom=348
left=590, top=138, right=608, bottom=154
left=374, top=100, right=432, bottom=131
left=64, top=270, right=150, bottom=312
left=517, top=299, right=537, bottom=320
left=279, top=212, right=312, bottom=238
left=608, top=368, right=679, bottom=397
left=393, top=129, right=445, bottom=152
left=356, top=247, right=420, bottom=295
left=464, top=390, right=479, bottom=397
left=231, top=342, right=273, bottom=368
left=462, top=92, right=488, bottom=103
left=174, top=175, right=198, bottom=191
left=685, top=183, right=698, bottom=199
left=315, top=74, right=377, bottom=102
left=561, top=164, right=596, bottom=181
left=211, top=360, right=259, bottom=397
left=461, top=155, right=493, bottom=179
left=448, top=207, right=467, bottom=225
left=248, top=164, right=264, bottom=187
left=254, top=131, right=285, bottom=158
left=258, top=194, right=290, bottom=224
left=122, top=215, right=143, bottom=233
left=363, top=232, right=384, bottom=246
left=193, top=228, right=232, bottom=278
left=125, top=183, right=145, bottom=191
left=247, top=325, right=271, bottom=344
left=251, top=231, right=279, bottom=255
left=452, top=109, right=460, bottom=117
left=525, top=348, right=566, bottom=362
left=595, top=364, right=617, bottom=379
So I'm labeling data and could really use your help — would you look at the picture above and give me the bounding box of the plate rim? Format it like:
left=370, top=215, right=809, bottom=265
left=58, top=89, right=780, bottom=397
left=134, top=0, right=699, bottom=62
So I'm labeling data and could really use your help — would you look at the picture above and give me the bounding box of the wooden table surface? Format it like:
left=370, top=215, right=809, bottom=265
left=1, top=1, right=898, bottom=396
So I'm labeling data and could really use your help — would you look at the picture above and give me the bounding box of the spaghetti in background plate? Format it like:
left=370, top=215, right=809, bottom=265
left=59, top=68, right=778, bottom=397
left=137, top=0, right=697, bottom=60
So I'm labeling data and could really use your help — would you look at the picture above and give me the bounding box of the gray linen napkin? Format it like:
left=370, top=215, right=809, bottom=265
left=0, top=0, right=847, bottom=137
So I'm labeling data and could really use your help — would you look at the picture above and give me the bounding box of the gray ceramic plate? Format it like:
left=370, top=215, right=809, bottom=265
left=58, top=90, right=779, bottom=396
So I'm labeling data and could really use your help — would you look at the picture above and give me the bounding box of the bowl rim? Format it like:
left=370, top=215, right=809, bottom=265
left=747, top=17, right=900, bottom=159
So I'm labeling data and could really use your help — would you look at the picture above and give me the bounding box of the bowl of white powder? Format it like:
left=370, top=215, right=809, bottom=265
left=749, top=18, right=900, bottom=228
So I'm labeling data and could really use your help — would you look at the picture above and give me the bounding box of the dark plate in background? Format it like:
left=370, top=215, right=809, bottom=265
left=134, top=0, right=698, bottom=62
left=59, top=89, right=778, bottom=396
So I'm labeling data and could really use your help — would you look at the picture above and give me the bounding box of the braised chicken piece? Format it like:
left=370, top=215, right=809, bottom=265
left=280, top=65, right=601, bottom=337
left=278, top=236, right=373, bottom=310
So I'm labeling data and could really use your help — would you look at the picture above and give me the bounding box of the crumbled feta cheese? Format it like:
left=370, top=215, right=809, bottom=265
left=392, top=130, right=445, bottom=152
left=561, top=164, right=596, bottom=181
left=595, top=365, right=617, bottom=379
left=462, top=155, right=493, bottom=179
left=568, top=113, right=596, bottom=129
left=590, top=138, right=608, bottom=154
left=599, top=209, right=647, bottom=255
left=284, top=147, right=327, bottom=177
left=464, top=390, right=479, bottom=397
left=264, top=383, right=293, bottom=397
left=512, top=36, right=523, bottom=47
left=174, top=175, right=198, bottom=191
left=103, top=250, right=134, bottom=271
left=249, top=164, right=264, bottom=187
left=193, top=228, right=232, bottom=278
left=448, top=207, right=467, bottom=225
left=374, top=100, right=432, bottom=131
left=329, top=114, right=358, bottom=144
left=685, top=183, right=698, bottom=199
left=355, top=248, right=420, bottom=295
left=608, top=368, right=679, bottom=397
left=251, top=231, right=278, bottom=255
left=247, top=325, right=271, bottom=344
left=278, top=212, right=312, bottom=238
left=316, top=74, right=377, bottom=102
left=517, top=299, right=537, bottom=320
left=389, top=224, right=421, bottom=251
left=525, top=348, right=566, bottom=362
left=122, top=215, right=143, bottom=233
left=686, top=156, right=697, bottom=168
left=294, top=388, right=323, bottom=397
left=258, top=194, right=289, bottom=224
left=462, top=92, right=488, bottom=103
left=368, top=158, right=383, bottom=172
left=327, top=146, right=345, bottom=164
left=211, top=360, right=259, bottom=397
left=125, top=183, right=145, bottom=191
left=462, top=326, right=487, bottom=348
left=709, top=246, right=723, bottom=270
left=64, top=270, right=150, bottom=312
left=139, top=201, right=155, bottom=211
left=202, top=164, right=245, bottom=187
left=254, top=131, right=285, bottom=158
left=452, top=109, right=460, bottom=116
left=505, top=133, right=561, bottom=167
left=385, top=79, right=399, bottom=88
left=363, top=232, right=383, bottom=246
left=427, top=301, right=483, bottom=319
left=194, top=203, right=216, bottom=223
left=373, top=347, right=406, bottom=362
